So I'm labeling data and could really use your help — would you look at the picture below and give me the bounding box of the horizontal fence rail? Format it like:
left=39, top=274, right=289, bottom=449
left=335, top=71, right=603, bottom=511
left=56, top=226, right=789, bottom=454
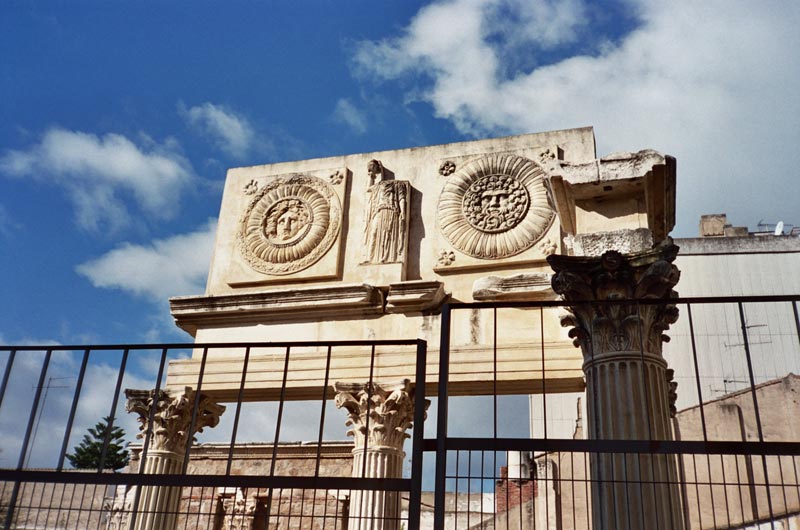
left=0, top=339, right=428, bottom=530
left=431, top=295, right=800, bottom=530
left=1, top=295, right=799, bottom=530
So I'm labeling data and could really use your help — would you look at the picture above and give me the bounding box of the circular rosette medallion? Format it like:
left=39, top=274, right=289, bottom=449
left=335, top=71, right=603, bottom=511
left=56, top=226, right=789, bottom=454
left=438, top=154, right=554, bottom=259
left=239, top=175, right=341, bottom=275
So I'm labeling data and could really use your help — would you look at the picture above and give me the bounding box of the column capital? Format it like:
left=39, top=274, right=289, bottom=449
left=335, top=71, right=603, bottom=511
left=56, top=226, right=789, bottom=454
left=548, top=245, right=680, bottom=359
left=125, top=387, right=225, bottom=454
left=334, top=379, right=427, bottom=451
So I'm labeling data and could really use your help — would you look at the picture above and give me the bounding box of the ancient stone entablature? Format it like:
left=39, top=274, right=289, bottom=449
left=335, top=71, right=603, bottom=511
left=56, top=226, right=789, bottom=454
left=362, top=159, right=410, bottom=265
left=438, top=154, right=554, bottom=259
left=334, top=380, right=427, bottom=450
left=125, top=387, right=225, bottom=454
left=238, top=174, right=342, bottom=275
left=548, top=245, right=680, bottom=359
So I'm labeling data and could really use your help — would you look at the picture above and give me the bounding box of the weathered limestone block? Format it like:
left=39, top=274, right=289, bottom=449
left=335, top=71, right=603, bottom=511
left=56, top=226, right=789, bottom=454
left=472, top=273, right=553, bottom=301
left=385, top=280, right=447, bottom=313
left=564, top=227, right=654, bottom=257
left=547, top=149, right=675, bottom=243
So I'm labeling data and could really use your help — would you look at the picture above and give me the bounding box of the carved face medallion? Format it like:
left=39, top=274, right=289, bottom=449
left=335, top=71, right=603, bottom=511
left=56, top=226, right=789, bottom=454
left=263, top=197, right=313, bottom=246
left=239, top=175, right=341, bottom=275
left=438, top=154, right=554, bottom=259
left=463, top=175, right=529, bottom=233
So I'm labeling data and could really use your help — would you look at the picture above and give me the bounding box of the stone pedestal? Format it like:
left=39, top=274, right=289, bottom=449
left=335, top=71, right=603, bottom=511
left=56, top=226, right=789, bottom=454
left=125, top=387, right=225, bottom=530
left=549, top=246, right=685, bottom=530
left=334, top=380, right=427, bottom=530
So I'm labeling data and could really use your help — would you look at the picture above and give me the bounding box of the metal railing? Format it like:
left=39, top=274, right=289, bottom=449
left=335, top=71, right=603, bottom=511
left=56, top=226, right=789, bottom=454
left=1, top=295, right=799, bottom=529
left=430, top=295, right=800, bottom=530
left=0, top=339, right=427, bottom=530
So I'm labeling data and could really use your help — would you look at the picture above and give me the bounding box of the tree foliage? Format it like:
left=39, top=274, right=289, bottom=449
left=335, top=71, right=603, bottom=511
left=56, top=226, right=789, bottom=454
left=66, top=416, right=130, bottom=470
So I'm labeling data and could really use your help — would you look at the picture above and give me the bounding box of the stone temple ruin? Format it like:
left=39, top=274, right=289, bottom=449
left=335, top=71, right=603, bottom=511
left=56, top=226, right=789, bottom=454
left=2, top=127, right=799, bottom=530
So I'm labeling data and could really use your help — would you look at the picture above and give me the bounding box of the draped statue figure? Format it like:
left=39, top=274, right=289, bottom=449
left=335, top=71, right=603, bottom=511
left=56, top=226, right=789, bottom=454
left=363, top=159, right=410, bottom=264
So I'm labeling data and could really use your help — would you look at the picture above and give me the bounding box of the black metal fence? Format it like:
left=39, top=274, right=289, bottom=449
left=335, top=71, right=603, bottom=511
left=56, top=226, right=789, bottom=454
left=431, top=296, right=800, bottom=529
left=1, top=296, right=799, bottom=530
left=0, top=339, right=427, bottom=530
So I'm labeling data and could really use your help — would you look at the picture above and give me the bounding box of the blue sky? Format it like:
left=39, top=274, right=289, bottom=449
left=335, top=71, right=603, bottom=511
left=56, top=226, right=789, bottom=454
left=1, top=0, right=798, bottom=348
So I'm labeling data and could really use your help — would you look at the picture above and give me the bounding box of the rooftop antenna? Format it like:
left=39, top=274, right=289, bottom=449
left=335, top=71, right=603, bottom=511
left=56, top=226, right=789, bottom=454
left=775, top=221, right=784, bottom=236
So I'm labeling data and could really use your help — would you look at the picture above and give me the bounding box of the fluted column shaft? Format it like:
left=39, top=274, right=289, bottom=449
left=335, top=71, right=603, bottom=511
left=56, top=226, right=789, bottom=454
left=335, top=380, right=428, bottom=530
left=549, top=247, right=685, bottom=530
left=125, top=387, right=225, bottom=530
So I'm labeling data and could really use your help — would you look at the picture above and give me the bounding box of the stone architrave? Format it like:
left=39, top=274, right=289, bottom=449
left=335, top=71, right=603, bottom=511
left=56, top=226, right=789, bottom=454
left=125, top=387, right=225, bottom=530
left=362, top=160, right=411, bottom=265
left=548, top=245, right=685, bottom=530
left=334, top=380, right=428, bottom=530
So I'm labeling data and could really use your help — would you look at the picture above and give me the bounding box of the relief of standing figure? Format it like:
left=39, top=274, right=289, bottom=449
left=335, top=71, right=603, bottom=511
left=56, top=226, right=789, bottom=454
left=363, top=159, right=410, bottom=264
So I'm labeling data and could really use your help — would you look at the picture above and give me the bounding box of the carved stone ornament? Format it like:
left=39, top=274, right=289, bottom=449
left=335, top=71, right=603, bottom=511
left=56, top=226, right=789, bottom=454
left=438, top=160, right=456, bottom=176
left=238, top=174, right=342, bottom=275
left=334, top=380, right=428, bottom=450
left=363, top=178, right=410, bottom=264
left=220, top=489, right=258, bottom=530
left=437, top=250, right=455, bottom=266
left=548, top=245, right=680, bottom=360
left=243, top=179, right=259, bottom=195
left=437, top=154, right=555, bottom=259
left=329, top=170, right=344, bottom=185
left=125, top=387, right=225, bottom=454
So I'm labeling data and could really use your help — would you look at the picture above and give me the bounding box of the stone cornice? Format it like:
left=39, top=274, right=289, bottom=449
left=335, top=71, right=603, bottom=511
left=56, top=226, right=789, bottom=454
left=169, top=284, right=385, bottom=336
left=385, top=280, right=447, bottom=313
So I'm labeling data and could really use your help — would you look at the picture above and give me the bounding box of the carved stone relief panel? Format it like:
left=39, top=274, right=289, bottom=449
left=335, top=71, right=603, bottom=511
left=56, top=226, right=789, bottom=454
left=361, top=159, right=410, bottom=265
left=238, top=174, right=342, bottom=276
left=437, top=154, right=555, bottom=262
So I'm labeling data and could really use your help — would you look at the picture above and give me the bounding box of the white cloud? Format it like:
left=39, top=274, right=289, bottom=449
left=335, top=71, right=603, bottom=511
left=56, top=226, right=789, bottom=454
left=354, top=0, right=800, bottom=235
left=0, top=128, right=194, bottom=232
left=180, top=102, right=255, bottom=159
left=76, top=219, right=217, bottom=302
left=332, top=98, right=368, bottom=134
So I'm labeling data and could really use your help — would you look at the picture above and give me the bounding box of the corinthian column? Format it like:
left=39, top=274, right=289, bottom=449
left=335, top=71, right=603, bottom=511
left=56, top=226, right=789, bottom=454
left=548, top=246, right=685, bottom=530
left=125, top=387, right=225, bottom=530
left=334, top=380, right=427, bottom=530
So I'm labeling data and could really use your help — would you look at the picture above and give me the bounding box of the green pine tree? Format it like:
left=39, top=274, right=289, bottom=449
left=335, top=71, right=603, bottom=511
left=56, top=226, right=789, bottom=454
left=66, top=416, right=130, bottom=470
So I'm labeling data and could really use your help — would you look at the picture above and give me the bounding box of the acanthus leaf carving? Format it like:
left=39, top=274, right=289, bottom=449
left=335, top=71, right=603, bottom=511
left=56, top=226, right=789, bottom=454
left=125, top=387, right=225, bottom=454
left=334, top=380, right=428, bottom=451
left=548, top=245, right=680, bottom=359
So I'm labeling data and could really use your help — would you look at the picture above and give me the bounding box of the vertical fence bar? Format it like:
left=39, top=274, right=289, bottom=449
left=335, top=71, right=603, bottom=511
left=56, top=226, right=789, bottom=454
left=16, top=348, right=53, bottom=469
left=0, top=348, right=17, bottom=410
left=434, top=304, right=452, bottom=530
left=182, top=346, right=210, bottom=473
left=265, top=345, right=292, bottom=530
left=407, top=339, right=427, bottom=530
left=738, top=301, right=776, bottom=526
left=226, top=346, right=251, bottom=476
left=98, top=348, right=129, bottom=471
left=57, top=348, right=91, bottom=471
left=4, top=348, right=53, bottom=530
